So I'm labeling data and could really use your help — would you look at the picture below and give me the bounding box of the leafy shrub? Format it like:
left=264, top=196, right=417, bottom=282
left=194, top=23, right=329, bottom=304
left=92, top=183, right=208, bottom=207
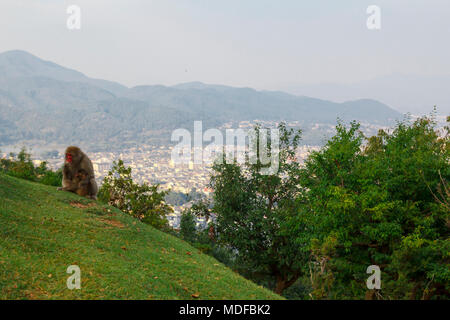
left=0, top=148, right=61, bottom=186
left=98, top=160, right=172, bottom=230
left=39, top=169, right=63, bottom=187
left=180, top=210, right=197, bottom=242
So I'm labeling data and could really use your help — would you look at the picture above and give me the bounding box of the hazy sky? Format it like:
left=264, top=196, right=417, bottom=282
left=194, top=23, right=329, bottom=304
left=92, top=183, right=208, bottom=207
left=1, top=0, right=449, bottom=90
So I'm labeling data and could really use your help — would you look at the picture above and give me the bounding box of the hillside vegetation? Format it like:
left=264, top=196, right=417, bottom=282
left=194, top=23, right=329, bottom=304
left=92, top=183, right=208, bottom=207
left=0, top=173, right=281, bottom=300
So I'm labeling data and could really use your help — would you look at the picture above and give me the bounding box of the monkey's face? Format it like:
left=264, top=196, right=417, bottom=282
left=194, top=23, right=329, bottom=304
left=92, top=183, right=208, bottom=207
left=65, top=151, right=82, bottom=165
left=65, top=147, right=83, bottom=165
left=65, top=153, right=73, bottom=164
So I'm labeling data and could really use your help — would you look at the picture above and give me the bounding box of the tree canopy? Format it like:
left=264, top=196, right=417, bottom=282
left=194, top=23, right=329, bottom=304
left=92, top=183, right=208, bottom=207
left=210, top=117, right=449, bottom=299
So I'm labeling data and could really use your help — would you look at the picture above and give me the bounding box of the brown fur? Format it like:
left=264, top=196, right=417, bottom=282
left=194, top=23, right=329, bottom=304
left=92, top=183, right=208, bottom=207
left=73, top=169, right=89, bottom=197
left=58, top=146, right=98, bottom=200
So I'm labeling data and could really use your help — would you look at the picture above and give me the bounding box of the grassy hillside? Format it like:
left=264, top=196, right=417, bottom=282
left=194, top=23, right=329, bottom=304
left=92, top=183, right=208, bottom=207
left=0, top=173, right=281, bottom=300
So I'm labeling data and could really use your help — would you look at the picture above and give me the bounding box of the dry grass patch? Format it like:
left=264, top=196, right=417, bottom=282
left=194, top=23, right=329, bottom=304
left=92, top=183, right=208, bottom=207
left=98, top=218, right=126, bottom=229
left=69, top=201, right=97, bottom=209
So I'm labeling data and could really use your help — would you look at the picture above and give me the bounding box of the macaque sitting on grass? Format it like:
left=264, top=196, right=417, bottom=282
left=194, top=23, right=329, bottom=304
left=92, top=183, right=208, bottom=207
left=58, top=146, right=98, bottom=200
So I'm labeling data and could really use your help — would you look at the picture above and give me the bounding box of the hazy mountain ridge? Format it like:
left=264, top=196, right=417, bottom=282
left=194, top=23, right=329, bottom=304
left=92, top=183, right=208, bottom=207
left=0, top=50, right=402, bottom=150
left=285, top=74, right=450, bottom=115
left=0, top=50, right=128, bottom=95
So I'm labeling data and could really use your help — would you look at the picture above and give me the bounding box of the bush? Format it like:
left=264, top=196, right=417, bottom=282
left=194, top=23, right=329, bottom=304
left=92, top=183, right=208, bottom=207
left=180, top=210, right=197, bottom=242
left=98, top=160, right=172, bottom=230
left=0, top=148, right=61, bottom=186
left=39, top=169, right=63, bottom=187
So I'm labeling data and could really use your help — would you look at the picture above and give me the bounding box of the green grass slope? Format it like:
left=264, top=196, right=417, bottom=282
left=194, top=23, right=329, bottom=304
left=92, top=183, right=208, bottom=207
left=0, top=173, right=281, bottom=300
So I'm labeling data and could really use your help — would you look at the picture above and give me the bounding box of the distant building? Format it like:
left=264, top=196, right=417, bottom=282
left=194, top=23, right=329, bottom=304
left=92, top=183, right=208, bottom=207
left=166, top=212, right=181, bottom=229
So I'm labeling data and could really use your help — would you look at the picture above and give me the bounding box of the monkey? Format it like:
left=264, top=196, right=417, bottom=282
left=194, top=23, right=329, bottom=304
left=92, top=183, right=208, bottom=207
left=75, top=169, right=99, bottom=199
left=58, top=146, right=98, bottom=200
left=73, top=169, right=89, bottom=197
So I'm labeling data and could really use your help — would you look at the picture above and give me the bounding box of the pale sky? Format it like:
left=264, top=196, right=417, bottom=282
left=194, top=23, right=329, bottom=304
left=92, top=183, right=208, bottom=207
left=1, top=0, right=449, bottom=90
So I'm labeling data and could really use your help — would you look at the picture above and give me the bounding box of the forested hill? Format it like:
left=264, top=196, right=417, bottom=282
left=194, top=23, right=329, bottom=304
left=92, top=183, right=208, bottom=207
left=0, top=50, right=401, bottom=149
left=0, top=172, right=281, bottom=299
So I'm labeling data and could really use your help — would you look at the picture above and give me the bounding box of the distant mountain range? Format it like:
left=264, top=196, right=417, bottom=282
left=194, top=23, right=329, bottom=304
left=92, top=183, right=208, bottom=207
left=283, top=74, right=450, bottom=115
left=0, top=50, right=402, bottom=151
